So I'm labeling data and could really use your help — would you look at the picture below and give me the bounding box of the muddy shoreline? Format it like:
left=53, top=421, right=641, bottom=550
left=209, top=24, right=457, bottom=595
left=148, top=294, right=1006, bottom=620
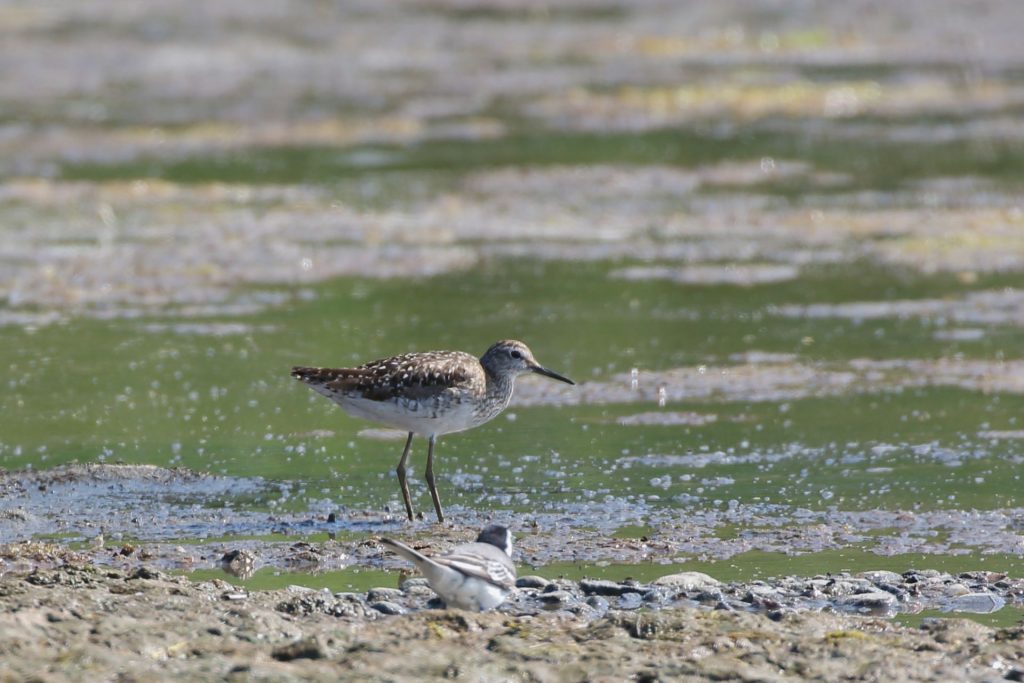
left=2, top=562, right=1024, bottom=681
left=2, top=465, right=1024, bottom=680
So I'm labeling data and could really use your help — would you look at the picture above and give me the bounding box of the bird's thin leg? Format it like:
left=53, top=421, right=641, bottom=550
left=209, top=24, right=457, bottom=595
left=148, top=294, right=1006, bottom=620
left=425, top=435, right=445, bottom=524
left=395, top=432, right=415, bottom=521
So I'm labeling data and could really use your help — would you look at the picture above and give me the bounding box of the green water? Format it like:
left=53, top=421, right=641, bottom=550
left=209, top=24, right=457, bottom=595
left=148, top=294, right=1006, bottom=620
left=60, top=126, right=1024, bottom=190
left=3, top=257, right=1023, bottom=523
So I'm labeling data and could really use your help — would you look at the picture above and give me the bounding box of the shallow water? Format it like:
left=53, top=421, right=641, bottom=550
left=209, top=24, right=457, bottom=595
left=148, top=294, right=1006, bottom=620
left=2, top=0, right=1024, bottom=623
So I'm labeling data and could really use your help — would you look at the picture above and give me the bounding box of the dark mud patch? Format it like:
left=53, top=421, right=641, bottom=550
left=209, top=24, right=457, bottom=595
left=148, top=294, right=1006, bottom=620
left=0, top=463, right=275, bottom=544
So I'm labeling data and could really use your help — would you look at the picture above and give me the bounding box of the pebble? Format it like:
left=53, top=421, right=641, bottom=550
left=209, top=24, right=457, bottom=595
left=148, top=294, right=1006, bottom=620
left=367, top=587, right=405, bottom=603
left=271, top=636, right=326, bottom=661
left=580, top=578, right=641, bottom=596
left=694, top=589, right=724, bottom=604
left=836, top=591, right=899, bottom=611
left=261, top=566, right=1024, bottom=622
left=652, top=572, right=720, bottom=590
left=945, top=592, right=1005, bottom=614
left=538, top=590, right=572, bottom=605
left=617, top=593, right=643, bottom=610
left=585, top=595, right=609, bottom=616
left=370, top=601, right=406, bottom=616
left=515, top=575, right=550, bottom=589
left=857, top=570, right=903, bottom=585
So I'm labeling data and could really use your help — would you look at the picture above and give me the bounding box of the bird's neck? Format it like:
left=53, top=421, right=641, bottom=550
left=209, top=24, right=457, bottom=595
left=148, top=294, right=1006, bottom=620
left=481, top=370, right=516, bottom=415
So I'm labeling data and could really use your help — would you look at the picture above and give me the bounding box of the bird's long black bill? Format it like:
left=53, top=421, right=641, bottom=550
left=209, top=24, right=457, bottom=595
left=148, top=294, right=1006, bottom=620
left=530, top=364, right=575, bottom=385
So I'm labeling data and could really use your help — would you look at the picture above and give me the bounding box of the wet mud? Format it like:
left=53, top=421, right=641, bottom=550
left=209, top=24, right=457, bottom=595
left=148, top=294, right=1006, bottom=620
left=2, top=560, right=1024, bottom=681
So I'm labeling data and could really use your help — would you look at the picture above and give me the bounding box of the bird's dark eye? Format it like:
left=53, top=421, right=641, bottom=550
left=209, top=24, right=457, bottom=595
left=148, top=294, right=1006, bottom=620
left=510, top=349, right=522, bottom=359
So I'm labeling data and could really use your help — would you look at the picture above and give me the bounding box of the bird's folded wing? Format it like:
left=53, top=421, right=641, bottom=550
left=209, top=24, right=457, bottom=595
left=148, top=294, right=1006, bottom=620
left=436, top=551, right=516, bottom=590
left=294, top=352, right=480, bottom=402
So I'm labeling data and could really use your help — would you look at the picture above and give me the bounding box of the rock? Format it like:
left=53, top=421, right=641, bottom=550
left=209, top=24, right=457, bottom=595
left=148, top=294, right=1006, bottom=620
left=875, top=583, right=909, bottom=602
left=367, top=587, right=405, bottom=603
left=515, top=575, right=550, bottom=589
left=767, top=607, right=797, bottom=621
left=857, top=570, right=903, bottom=585
left=400, top=577, right=430, bottom=591
left=943, top=583, right=971, bottom=598
left=958, top=570, right=1006, bottom=584
left=823, top=579, right=872, bottom=597
left=370, top=601, right=406, bottom=615
left=271, top=636, right=326, bottom=661
left=945, top=592, right=1006, bottom=614
left=538, top=590, right=572, bottom=605
left=744, top=590, right=782, bottom=610
left=333, top=591, right=362, bottom=600
left=694, top=589, right=724, bottom=604
left=543, top=578, right=578, bottom=592
left=836, top=591, right=898, bottom=611
left=585, top=595, right=609, bottom=616
left=580, top=578, right=641, bottom=596
left=617, top=593, right=643, bottom=610
left=652, top=572, right=720, bottom=590
left=128, top=567, right=163, bottom=581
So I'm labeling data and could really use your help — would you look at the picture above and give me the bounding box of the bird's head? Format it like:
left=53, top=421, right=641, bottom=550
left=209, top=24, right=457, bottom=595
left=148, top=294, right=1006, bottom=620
left=476, top=524, right=514, bottom=557
left=480, top=340, right=574, bottom=385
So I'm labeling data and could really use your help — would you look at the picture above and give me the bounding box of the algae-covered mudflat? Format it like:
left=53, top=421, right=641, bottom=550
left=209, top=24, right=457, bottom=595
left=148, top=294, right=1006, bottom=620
left=2, top=0, right=1024, bottom=679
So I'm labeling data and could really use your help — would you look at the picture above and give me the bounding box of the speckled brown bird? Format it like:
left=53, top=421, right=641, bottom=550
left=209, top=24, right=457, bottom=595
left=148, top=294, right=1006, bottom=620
left=291, top=340, right=574, bottom=523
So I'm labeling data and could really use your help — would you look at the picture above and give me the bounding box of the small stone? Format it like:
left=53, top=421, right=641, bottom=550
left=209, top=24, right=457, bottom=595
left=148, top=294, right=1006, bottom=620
left=617, top=593, right=643, bottom=610
left=367, top=587, right=405, bottom=603
left=767, top=607, right=797, bottom=621
left=128, top=567, right=163, bottom=581
left=580, top=578, right=638, bottom=596
left=946, top=592, right=1006, bottom=614
left=370, top=601, right=406, bottom=615
left=904, top=569, right=942, bottom=580
left=694, top=589, right=724, bottom=604
left=585, top=595, right=609, bottom=616
left=400, top=577, right=430, bottom=591
left=944, top=583, right=971, bottom=598
left=836, top=591, right=898, bottom=611
left=823, top=580, right=869, bottom=597
left=652, top=572, right=720, bottom=590
left=515, top=575, right=550, bottom=589
left=538, top=590, right=572, bottom=604
left=857, top=570, right=903, bottom=585
left=271, top=636, right=325, bottom=661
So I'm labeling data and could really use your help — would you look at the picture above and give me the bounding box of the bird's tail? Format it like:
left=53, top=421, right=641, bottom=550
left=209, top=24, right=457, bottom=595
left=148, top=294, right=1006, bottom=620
left=291, top=366, right=345, bottom=386
left=380, top=537, right=432, bottom=569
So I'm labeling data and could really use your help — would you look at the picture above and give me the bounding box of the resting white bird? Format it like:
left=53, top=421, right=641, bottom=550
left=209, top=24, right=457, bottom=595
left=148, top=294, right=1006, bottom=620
left=380, top=524, right=516, bottom=611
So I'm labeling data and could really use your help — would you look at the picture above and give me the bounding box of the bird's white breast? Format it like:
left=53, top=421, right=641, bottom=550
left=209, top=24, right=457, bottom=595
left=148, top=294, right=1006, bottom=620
left=336, top=394, right=483, bottom=437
